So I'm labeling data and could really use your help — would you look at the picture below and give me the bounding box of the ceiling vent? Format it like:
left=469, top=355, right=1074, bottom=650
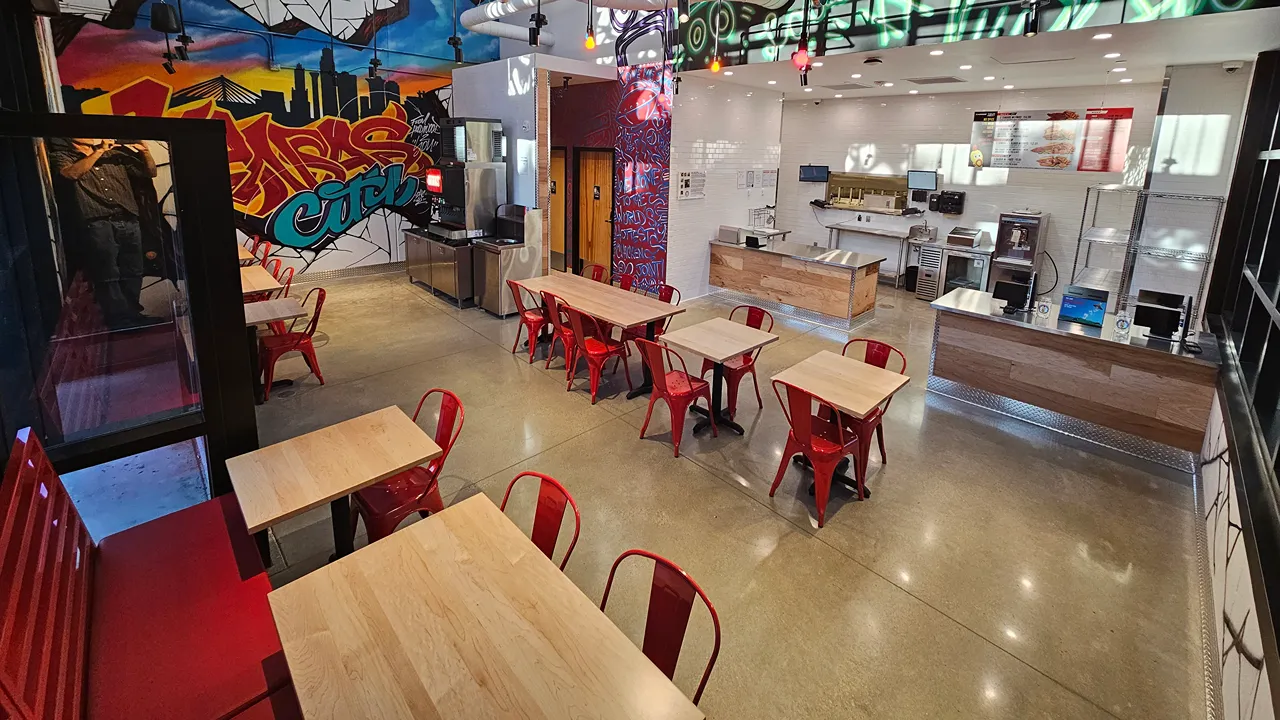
left=824, top=82, right=873, bottom=91
left=905, top=76, right=967, bottom=85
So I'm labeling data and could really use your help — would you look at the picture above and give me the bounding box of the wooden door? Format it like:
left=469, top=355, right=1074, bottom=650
left=550, top=149, right=566, bottom=272
left=576, top=149, right=614, bottom=273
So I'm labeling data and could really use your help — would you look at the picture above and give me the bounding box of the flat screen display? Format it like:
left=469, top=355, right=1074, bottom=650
left=1059, top=294, right=1106, bottom=328
left=992, top=280, right=1029, bottom=310
left=907, top=170, right=938, bottom=191
left=799, top=165, right=829, bottom=182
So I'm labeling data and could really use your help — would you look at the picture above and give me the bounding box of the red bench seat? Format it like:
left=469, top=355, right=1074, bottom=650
left=0, top=430, right=294, bottom=719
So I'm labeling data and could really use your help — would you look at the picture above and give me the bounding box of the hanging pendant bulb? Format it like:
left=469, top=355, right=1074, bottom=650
left=710, top=56, right=722, bottom=72
left=585, top=29, right=596, bottom=49
left=677, top=0, right=689, bottom=22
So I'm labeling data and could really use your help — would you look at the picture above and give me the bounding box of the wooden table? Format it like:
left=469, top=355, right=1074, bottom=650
left=517, top=272, right=684, bottom=398
left=226, top=406, right=442, bottom=559
left=772, top=351, right=910, bottom=496
left=241, top=265, right=281, bottom=296
left=243, top=297, right=307, bottom=404
left=662, top=317, right=778, bottom=435
left=238, top=245, right=255, bottom=264
left=269, top=494, right=705, bottom=720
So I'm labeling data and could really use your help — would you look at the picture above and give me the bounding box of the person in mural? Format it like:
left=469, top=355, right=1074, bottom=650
left=48, top=138, right=162, bottom=329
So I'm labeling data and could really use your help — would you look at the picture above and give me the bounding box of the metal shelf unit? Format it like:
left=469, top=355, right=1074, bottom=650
left=1070, top=184, right=1225, bottom=323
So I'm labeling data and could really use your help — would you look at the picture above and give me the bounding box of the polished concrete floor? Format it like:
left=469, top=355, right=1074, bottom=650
left=257, top=272, right=1205, bottom=720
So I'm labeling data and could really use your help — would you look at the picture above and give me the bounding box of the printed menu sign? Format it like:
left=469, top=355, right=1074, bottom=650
left=968, top=107, right=1133, bottom=172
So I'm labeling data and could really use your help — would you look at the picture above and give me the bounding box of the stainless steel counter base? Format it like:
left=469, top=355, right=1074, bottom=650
left=925, top=372, right=1196, bottom=473
left=708, top=286, right=876, bottom=332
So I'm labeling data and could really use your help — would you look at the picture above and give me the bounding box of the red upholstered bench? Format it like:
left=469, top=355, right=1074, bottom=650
left=0, top=429, right=300, bottom=720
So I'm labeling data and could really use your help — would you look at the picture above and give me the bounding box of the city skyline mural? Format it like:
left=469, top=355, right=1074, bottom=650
left=55, top=0, right=493, bottom=273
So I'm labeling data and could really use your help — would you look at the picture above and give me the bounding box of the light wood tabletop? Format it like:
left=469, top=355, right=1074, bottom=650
left=226, top=406, right=442, bottom=533
left=243, top=297, right=305, bottom=327
left=517, top=272, right=683, bottom=329
left=241, top=265, right=281, bottom=296
left=269, top=494, right=705, bottom=720
left=772, top=350, right=910, bottom=419
left=661, top=317, right=779, bottom=364
left=238, top=246, right=254, bottom=262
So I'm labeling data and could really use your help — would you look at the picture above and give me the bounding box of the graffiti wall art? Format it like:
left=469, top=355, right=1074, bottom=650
left=54, top=0, right=496, bottom=273
left=613, top=62, right=672, bottom=291
left=679, top=0, right=1280, bottom=71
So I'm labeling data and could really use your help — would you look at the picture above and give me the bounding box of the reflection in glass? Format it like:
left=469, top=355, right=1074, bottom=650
left=38, top=136, right=201, bottom=445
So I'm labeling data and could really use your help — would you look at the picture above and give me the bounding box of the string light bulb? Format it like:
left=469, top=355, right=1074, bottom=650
left=585, top=29, right=596, bottom=49
left=710, top=56, right=721, bottom=72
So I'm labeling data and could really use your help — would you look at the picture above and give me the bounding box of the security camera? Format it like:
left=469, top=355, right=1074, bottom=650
left=1223, top=60, right=1244, bottom=74
left=814, top=100, right=822, bottom=105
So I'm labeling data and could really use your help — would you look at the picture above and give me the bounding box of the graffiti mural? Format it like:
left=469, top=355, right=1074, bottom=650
left=54, top=0, right=496, bottom=273
left=613, top=62, right=673, bottom=291
left=679, top=0, right=1280, bottom=71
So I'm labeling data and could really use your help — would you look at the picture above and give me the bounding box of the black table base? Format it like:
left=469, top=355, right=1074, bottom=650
left=691, top=362, right=744, bottom=435
left=625, top=320, right=660, bottom=399
left=328, top=496, right=355, bottom=562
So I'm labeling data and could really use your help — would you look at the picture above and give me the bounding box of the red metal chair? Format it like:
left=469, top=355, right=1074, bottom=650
left=253, top=238, right=273, bottom=267
left=634, top=338, right=715, bottom=457
left=565, top=305, right=632, bottom=404
left=600, top=549, right=722, bottom=705
left=622, top=283, right=681, bottom=345
left=582, top=263, right=609, bottom=283
left=614, top=273, right=635, bottom=291
left=499, top=471, right=580, bottom=570
left=837, top=338, right=906, bottom=475
left=353, top=389, right=465, bottom=543
left=508, top=280, right=548, bottom=363
left=769, top=378, right=862, bottom=527
left=700, top=305, right=773, bottom=419
left=277, top=265, right=294, bottom=297
left=541, top=290, right=576, bottom=380
left=259, top=287, right=325, bottom=400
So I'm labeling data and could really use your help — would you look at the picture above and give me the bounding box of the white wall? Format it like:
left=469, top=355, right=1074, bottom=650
left=499, top=3, right=666, bottom=67
left=666, top=76, right=784, bottom=299
left=774, top=83, right=1163, bottom=302
left=452, top=56, right=541, bottom=209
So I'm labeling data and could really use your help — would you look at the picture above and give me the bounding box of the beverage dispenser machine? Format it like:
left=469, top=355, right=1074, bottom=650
left=991, top=211, right=1050, bottom=299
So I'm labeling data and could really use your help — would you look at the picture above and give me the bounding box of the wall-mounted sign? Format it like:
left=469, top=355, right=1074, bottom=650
left=677, top=170, right=706, bottom=200
left=968, top=108, right=1134, bottom=172
left=550, top=180, right=557, bottom=194
left=762, top=169, right=778, bottom=188
left=593, top=185, right=601, bottom=200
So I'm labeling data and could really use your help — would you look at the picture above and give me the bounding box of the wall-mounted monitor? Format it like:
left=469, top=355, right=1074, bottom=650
left=907, top=170, right=938, bottom=191
left=799, top=165, right=829, bottom=182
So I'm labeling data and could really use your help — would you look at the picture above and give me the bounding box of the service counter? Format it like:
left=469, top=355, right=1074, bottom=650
left=928, top=288, right=1220, bottom=472
left=708, top=239, right=885, bottom=330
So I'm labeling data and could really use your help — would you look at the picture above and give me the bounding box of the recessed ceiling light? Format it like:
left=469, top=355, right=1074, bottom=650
left=908, top=90, right=919, bottom=94
left=983, top=76, right=995, bottom=81
left=1119, top=77, right=1133, bottom=83
left=851, top=73, right=862, bottom=79
left=959, top=64, right=972, bottom=70
left=1104, top=52, right=1121, bottom=59
left=768, top=80, right=777, bottom=85
left=724, top=71, right=733, bottom=75
left=813, top=61, right=824, bottom=67
left=930, top=49, right=944, bottom=56
left=1003, top=84, right=1014, bottom=89
left=880, top=102, right=887, bottom=106
left=1093, top=32, right=1112, bottom=39
left=804, top=87, right=813, bottom=92
left=834, top=94, right=843, bottom=98
left=1111, top=67, right=1126, bottom=73
left=883, top=82, right=894, bottom=87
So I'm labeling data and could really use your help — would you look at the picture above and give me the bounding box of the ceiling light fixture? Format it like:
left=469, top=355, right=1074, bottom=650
left=959, top=64, right=972, bottom=70
left=710, top=56, right=721, bottom=72
left=1111, top=67, right=1126, bottom=72
left=883, top=82, right=894, bottom=87
left=851, top=73, right=862, bottom=79
left=804, top=87, right=813, bottom=92
left=908, top=89, right=918, bottom=94
left=768, top=80, right=777, bottom=84
left=1119, top=77, right=1132, bottom=83
left=930, top=49, right=944, bottom=56
left=724, top=70, right=733, bottom=75
left=677, top=0, right=689, bottom=22
left=1093, top=32, right=1112, bottom=40
left=1022, top=0, right=1047, bottom=36
left=834, top=94, right=842, bottom=97
left=813, top=61, right=824, bottom=67
left=1104, top=52, right=1121, bottom=59
left=1003, top=84, right=1014, bottom=89
left=983, top=75, right=995, bottom=80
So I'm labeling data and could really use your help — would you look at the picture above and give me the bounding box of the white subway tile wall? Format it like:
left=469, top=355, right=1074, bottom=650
left=666, top=76, right=784, bottom=299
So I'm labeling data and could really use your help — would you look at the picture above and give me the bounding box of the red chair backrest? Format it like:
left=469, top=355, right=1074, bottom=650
left=841, top=338, right=906, bottom=374
left=583, top=264, right=608, bottom=283
left=615, top=274, right=635, bottom=291
left=600, top=549, right=721, bottom=705
left=499, top=472, right=580, bottom=570
left=540, top=291, right=571, bottom=337
left=730, top=305, right=773, bottom=361
left=564, top=307, right=606, bottom=352
left=264, top=258, right=283, bottom=281
left=772, top=379, right=847, bottom=451
left=656, top=284, right=680, bottom=305
left=255, top=240, right=273, bottom=266
left=634, top=338, right=696, bottom=398
left=507, top=280, right=541, bottom=317
left=298, top=287, right=325, bottom=337
left=278, top=266, right=294, bottom=298
left=410, top=389, right=464, bottom=480
left=0, top=429, right=94, bottom=720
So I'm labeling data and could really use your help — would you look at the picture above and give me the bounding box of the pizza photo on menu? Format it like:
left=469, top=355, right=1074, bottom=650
left=1037, top=156, right=1072, bottom=168
left=1046, top=110, right=1080, bottom=121
left=1044, top=125, right=1076, bottom=141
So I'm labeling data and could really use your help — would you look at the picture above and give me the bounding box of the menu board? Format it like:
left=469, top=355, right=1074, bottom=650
left=968, top=108, right=1133, bottom=172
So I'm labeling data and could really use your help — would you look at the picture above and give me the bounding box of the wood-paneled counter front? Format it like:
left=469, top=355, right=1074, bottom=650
left=709, top=240, right=883, bottom=328
left=929, top=288, right=1220, bottom=453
